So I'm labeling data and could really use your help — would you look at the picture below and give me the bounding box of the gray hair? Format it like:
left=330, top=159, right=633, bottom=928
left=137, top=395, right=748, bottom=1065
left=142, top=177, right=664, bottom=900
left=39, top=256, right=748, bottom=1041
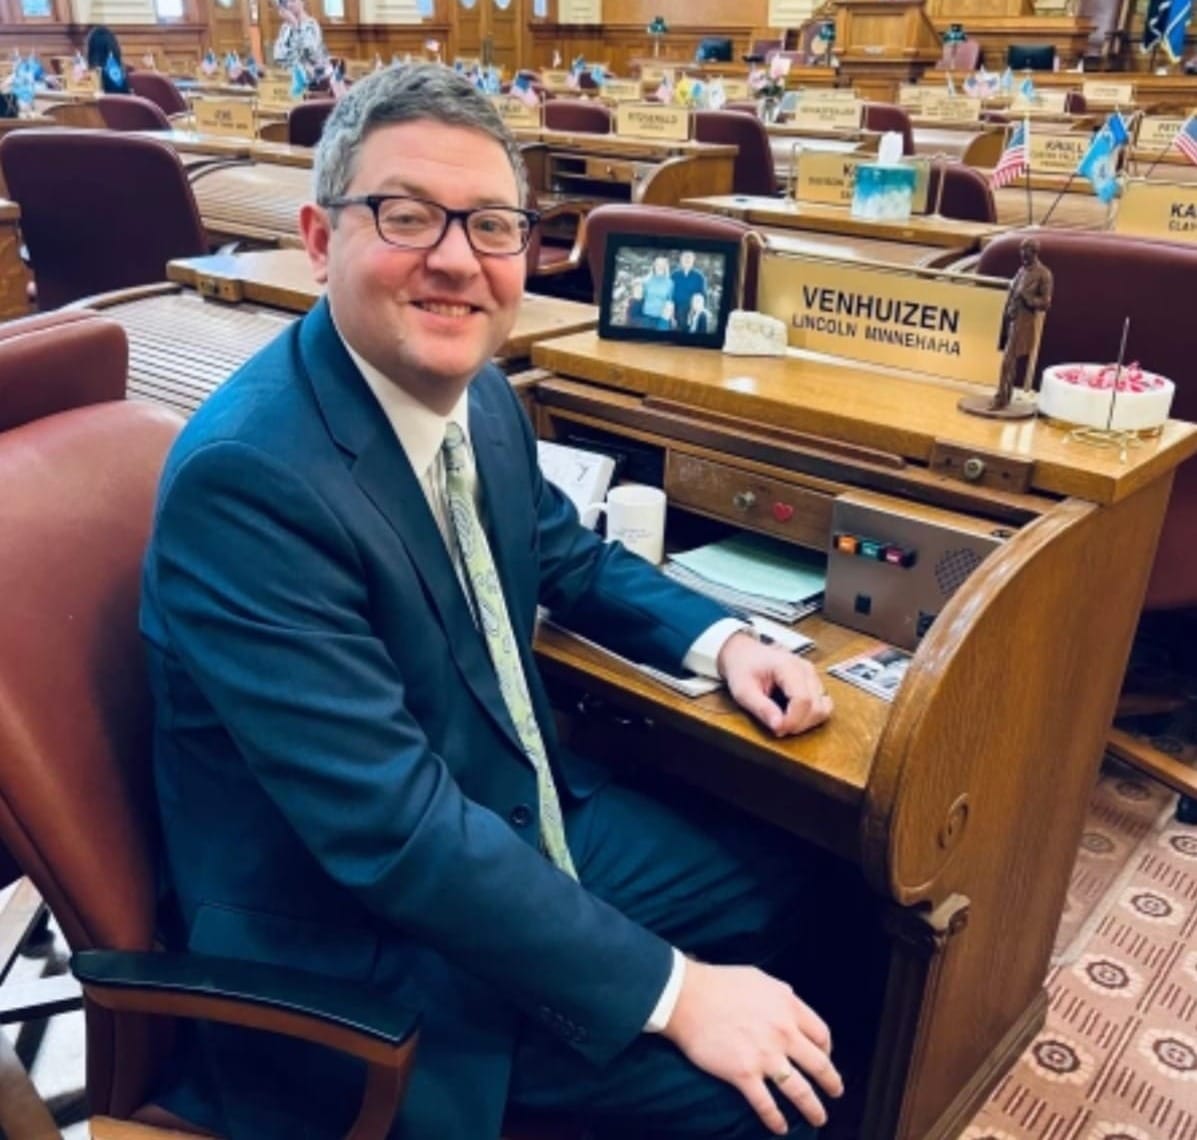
left=312, top=63, right=528, bottom=208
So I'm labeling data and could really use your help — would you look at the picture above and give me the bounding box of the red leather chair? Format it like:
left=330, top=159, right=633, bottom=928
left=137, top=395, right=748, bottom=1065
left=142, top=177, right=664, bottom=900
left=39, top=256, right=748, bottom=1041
left=288, top=98, right=337, bottom=147
left=976, top=229, right=1196, bottom=613
left=544, top=99, right=612, bottom=134
left=862, top=103, right=914, bottom=156
left=926, top=160, right=997, bottom=223
left=583, top=202, right=757, bottom=305
left=940, top=39, right=982, bottom=71
left=1064, top=91, right=1089, bottom=114
left=0, top=392, right=421, bottom=1139
left=0, top=129, right=209, bottom=310
left=97, top=93, right=172, bottom=132
left=694, top=109, right=778, bottom=196
left=128, top=70, right=189, bottom=117
left=0, top=309, right=128, bottom=1131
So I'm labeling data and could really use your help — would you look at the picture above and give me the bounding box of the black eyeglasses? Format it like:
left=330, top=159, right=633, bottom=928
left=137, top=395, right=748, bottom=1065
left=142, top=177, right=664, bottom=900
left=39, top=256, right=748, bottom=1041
left=320, top=193, right=540, bottom=257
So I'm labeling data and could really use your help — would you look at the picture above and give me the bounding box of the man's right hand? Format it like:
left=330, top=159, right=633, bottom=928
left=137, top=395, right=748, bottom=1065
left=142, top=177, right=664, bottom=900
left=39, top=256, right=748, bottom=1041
left=662, top=960, right=843, bottom=1135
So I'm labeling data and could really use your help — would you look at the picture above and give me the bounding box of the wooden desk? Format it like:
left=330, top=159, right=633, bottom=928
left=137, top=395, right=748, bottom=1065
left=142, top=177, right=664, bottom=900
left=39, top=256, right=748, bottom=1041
left=521, top=131, right=737, bottom=208
left=992, top=185, right=1113, bottom=230
left=682, top=194, right=1005, bottom=252
left=185, top=160, right=310, bottom=247
left=527, top=331, right=1197, bottom=1140
left=71, top=250, right=597, bottom=416
left=138, top=130, right=312, bottom=168
left=910, top=124, right=1006, bottom=168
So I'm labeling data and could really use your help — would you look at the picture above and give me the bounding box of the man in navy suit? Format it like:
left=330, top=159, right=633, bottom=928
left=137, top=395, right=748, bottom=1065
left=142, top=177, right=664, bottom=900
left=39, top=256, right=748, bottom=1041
left=141, top=63, right=838, bottom=1140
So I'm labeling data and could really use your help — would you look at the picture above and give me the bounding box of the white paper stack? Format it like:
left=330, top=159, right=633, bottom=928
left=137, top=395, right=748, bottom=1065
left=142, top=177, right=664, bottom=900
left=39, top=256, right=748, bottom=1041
left=665, top=533, right=826, bottom=623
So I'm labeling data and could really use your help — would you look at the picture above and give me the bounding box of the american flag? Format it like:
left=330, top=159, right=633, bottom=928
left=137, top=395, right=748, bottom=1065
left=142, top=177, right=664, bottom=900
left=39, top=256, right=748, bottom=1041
left=1174, top=114, right=1197, bottom=165
left=991, top=119, right=1029, bottom=189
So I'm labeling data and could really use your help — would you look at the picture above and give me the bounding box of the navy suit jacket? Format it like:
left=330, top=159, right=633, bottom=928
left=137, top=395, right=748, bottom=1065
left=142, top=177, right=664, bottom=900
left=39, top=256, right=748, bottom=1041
left=141, top=299, right=729, bottom=1138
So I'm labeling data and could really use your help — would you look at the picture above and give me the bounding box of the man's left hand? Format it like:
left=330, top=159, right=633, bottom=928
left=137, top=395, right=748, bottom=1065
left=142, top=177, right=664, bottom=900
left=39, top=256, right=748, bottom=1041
left=717, top=632, right=832, bottom=737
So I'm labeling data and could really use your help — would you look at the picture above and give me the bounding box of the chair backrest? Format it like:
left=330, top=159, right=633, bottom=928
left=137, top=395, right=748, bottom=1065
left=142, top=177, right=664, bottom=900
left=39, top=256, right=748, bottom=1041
left=127, top=71, right=189, bottom=117
left=1064, top=91, right=1088, bottom=114
left=0, top=129, right=209, bottom=310
left=583, top=203, right=757, bottom=305
left=927, top=160, right=996, bottom=223
left=0, top=310, right=127, bottom=432
left=977, top=228, right=1197, bottom=608
left=748, top=38, right=783, bottom=60
left=694, top=109, right=777, bottom=196
left=1007, top=43, right=1056, bottom=70
left=97, top=94, right=171, bottom=132
left=862, top=103, right=914, bottom=156
left=287, top=99, right=336, bottom=147
left=0, top=398, right=183, bottom=1111
left=940, top=39, right=982, bottom=71
left=696, top=37, right=734, bottom=63
left=544, top=99, right=611, bottom=134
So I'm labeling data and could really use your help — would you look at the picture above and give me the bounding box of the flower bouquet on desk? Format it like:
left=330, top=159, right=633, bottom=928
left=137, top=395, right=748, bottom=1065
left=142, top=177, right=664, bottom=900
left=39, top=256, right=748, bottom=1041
left=647, top=16, right=668, bottom=59
left=748, top=54, right=790, bottom=122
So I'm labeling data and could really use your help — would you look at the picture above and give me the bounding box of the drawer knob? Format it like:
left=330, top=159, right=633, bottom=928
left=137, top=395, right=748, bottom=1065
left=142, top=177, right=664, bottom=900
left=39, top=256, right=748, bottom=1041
left=733, top=490, right=756, bottom=511
left=962, top=457, right=986, bottom=483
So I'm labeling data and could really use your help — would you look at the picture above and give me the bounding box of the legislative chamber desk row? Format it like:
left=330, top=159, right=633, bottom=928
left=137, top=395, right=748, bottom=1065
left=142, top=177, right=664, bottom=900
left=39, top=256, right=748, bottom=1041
left=80, top=244, right=1197, bottom=1136
left=525, top=334, right=1195, bottom=1140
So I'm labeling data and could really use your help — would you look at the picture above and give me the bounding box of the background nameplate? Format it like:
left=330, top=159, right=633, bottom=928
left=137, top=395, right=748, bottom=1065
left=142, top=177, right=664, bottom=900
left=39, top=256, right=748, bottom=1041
left=757, top=253, right=1005, bottom=385
left=194, top=99, right=255, bottom=138
left=257, top=79, right=296, bottom=109
left=1029, top=131, right=1090, bottom=174
left=1011, top=90, right=1069, bottom=114
left=603, top=78, right=642, bottom=102
left=615, top=103, right=691, bottom=141
left=490, top=94, right=541, bottom=128
left=1137, top=116, right=1186, bottom=150
left=1114, top=179, right=1197, bottom=243
left=790, top=97, right=863, bottom=132
left=1082, top=80, right=1134, bottom=105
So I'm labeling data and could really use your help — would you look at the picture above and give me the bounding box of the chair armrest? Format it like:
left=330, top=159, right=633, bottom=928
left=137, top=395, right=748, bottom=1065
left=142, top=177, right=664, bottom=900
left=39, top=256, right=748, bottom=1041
left=73, top=950, right=420, bottom=1140
left=532, top=202, right=590, bottom=277
left=72, top=949, right=418, bottom=1058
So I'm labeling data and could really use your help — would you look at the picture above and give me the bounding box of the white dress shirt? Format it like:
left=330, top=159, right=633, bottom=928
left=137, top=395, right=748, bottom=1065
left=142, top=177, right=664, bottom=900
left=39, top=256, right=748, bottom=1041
left=346, top=341, right=753, bottom=1033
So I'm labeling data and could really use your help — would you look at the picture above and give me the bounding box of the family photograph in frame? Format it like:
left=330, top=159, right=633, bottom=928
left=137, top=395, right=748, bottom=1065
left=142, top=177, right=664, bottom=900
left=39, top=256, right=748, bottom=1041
left=598, top=233, right=740, bottom=349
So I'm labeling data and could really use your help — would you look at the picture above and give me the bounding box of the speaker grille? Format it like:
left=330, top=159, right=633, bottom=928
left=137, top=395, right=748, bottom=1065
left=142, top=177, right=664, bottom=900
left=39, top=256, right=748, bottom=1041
left=935, top=547, right=983, bottom=597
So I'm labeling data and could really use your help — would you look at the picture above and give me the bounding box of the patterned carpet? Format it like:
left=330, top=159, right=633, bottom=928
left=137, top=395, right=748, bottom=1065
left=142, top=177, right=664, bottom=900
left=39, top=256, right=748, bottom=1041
left=964, top=762, right=1197, bottom=1140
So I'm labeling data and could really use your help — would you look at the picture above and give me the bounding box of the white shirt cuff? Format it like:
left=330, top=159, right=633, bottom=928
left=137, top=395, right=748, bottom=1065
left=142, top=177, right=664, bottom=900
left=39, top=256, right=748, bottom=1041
left=644, top=948, right=686, bottom=1033
left=682, top=617, right=751, bottom=679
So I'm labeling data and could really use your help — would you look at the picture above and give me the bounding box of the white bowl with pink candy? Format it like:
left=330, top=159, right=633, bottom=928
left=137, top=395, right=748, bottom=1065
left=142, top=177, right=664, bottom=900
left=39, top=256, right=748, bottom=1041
left=1038, top=362, right=1175, bottom=431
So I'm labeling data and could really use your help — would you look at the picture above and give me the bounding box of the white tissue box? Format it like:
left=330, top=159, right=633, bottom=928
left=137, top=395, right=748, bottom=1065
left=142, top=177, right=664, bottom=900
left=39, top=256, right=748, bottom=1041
left=722, top=310, right=788, bottom=357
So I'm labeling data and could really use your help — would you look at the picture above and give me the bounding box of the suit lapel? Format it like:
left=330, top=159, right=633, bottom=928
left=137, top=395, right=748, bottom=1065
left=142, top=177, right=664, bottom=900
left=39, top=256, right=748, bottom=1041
left=299, top=301, right=527, bottom=759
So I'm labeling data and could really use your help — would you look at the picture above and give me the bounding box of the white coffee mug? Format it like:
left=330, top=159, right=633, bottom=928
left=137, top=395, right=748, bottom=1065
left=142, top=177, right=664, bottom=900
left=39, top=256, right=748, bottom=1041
left=580, top=484, right=667, bottom=564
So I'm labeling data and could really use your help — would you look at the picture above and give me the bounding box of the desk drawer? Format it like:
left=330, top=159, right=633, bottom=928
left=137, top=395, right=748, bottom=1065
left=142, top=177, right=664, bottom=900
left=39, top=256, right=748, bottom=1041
left=583, top=157, right=638, bottom=183
left=665, top=453, right=834, bottom=549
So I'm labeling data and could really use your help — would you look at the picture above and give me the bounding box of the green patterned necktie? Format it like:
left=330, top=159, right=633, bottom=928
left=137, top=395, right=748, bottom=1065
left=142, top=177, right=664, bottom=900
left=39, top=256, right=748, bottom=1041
left=441, top=422, right=577, bottom=879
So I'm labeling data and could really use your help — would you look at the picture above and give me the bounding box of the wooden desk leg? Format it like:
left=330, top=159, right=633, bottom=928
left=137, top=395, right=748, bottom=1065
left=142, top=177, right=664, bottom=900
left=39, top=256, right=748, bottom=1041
left=861, top=895, right=1047, bottom=1140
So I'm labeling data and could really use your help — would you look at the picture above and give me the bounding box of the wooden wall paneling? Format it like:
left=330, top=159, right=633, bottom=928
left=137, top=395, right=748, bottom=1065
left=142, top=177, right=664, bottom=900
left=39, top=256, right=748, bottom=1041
left=603, top=0, right=769, bottom=27
left=455, top=0, right=485, bottom=60
left=209, top=0, right=252, bottom=58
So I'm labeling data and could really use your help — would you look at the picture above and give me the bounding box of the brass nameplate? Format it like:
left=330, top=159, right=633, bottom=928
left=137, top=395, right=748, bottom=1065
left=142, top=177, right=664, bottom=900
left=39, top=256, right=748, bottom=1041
left=1010, top=89, right=1069, bottom=114
left=920, top=94, right=983, bottom=122
left=63, top=68, right=98, bottom=94
left=345, top=59, right=375, bottom=80
left=898, top=84, right=926, bottom=110
left=194, top=98, right=255, bottom=138
left=638, top=64, right=665, bottom=85
left=797, top=152, right=863, bottom=205
left=790, top=97, right=863, bottom=132
left=257, top=78, right=296, bottom=108
left=802, top=87, right=859, bottom=103
left=1082, top=80, right=1134, bottom=106
left=1114, top=178, right=1197, bottom=243
left=1137, top=115, right=1186, bottom=150
left=490, top=93, right=541, bottom=129
left=794, top=153, right=929, bottom=212
left=757, top=253, right=1005, bottom=385
left=603, top=78, right=642, bottom=102
left=1029, top=130, right=1089, bottom=174
left=542, top=69, right=573, bottom=92
left=615, top=102, right=691, bottom=141
left=720, top=79, right=749, bottom=101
